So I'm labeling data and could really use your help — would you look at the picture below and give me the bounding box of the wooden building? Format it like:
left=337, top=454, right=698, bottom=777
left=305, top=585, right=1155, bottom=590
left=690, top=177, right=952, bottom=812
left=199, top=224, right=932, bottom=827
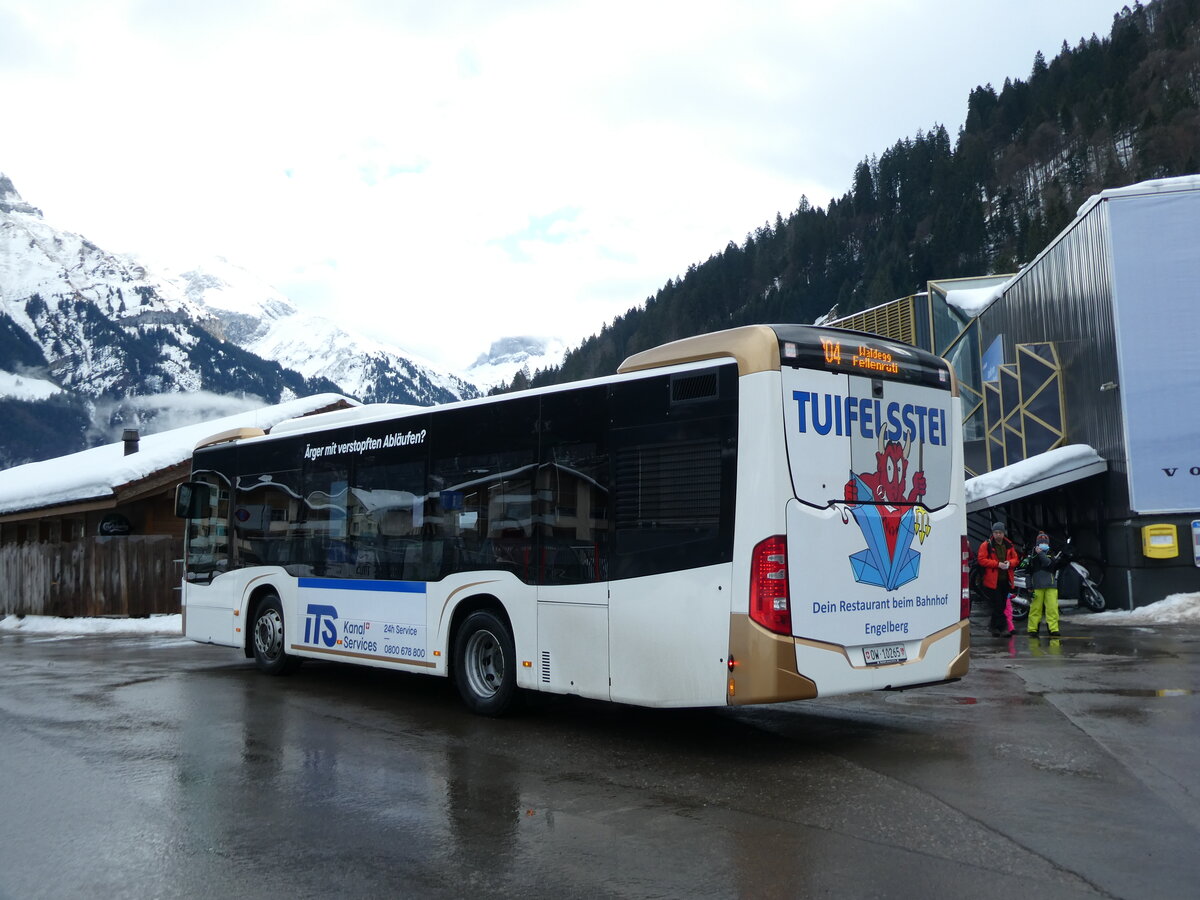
left=0, top=394, right=354, bottom=618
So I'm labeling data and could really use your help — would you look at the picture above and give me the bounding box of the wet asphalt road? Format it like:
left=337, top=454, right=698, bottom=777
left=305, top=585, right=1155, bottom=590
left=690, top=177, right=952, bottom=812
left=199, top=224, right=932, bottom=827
left=1, top=608, right=1198, bottom=900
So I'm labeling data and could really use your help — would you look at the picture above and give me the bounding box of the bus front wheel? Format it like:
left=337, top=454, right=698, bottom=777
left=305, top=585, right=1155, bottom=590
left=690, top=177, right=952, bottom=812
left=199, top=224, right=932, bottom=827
left=252, top=593, right=300, bottom=675
left=453, top=610, right=518, bottom=716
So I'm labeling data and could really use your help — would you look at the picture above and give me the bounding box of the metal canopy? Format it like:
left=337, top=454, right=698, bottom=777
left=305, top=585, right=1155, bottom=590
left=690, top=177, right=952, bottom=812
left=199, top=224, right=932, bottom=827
left=965, top=445, right=1108, bottom=513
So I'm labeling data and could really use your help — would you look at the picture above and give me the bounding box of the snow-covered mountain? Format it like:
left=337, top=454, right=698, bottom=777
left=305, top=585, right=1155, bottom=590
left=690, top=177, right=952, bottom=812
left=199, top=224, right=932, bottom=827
left=0, top=172, right=482, bottom=465
left=163, top=256, right=479, bottom=406
left=464, top=335, right=568, bottom=391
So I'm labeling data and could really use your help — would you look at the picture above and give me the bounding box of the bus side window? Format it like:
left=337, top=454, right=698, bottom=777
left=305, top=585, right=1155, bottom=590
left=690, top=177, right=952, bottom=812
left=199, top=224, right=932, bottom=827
left=608, top=366, right=738, bottom=581
left=427, top=397, right=540, bottom=584
left=346, top=451, right=427, bottom=581
left=538, top=385, right=610, bottom=584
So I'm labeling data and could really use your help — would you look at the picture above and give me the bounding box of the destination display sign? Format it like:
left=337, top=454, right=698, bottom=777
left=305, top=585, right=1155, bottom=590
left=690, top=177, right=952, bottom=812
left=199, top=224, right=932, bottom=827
left=776, top=327, right=952, bottom=390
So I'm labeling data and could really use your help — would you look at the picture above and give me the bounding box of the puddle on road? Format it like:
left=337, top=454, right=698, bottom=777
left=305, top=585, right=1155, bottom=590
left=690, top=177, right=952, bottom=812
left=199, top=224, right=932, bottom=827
left=971, top=634, right=1177, bottom=661
left=883, top=691, right=1039, bottom=709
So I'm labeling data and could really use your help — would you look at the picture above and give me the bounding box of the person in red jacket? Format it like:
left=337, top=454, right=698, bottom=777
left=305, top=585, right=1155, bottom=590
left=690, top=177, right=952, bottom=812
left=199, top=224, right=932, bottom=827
left=978, top=522, right=1020, bottom=636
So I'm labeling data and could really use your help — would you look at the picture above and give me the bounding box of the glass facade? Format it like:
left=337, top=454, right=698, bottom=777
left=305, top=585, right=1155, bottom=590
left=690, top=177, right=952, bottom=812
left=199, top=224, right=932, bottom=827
left=829, top=290, right=1066, bottom=479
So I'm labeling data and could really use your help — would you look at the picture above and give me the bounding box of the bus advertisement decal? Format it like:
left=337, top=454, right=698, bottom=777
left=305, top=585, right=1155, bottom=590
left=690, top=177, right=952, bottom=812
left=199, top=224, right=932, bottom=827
left=845, top=499, right=925, bottom=594
left=783, top=367, right=961, bottom=651
left=296, top=578, right=429, bottom=664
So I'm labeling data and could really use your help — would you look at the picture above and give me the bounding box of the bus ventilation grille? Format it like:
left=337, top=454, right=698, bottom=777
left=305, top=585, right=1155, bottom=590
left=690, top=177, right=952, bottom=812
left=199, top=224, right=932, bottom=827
left=541, top=651, right=551, bottom=684
left=670, top=371, right=718, bottom=404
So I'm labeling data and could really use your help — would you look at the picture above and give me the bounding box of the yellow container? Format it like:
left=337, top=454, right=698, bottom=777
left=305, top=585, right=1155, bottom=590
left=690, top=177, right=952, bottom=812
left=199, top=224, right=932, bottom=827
left=1141, top=523, right=1179, bottom=559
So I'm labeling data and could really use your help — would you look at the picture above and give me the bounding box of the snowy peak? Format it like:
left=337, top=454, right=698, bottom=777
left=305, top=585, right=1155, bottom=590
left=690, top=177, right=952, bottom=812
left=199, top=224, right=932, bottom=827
left=158, top=257, right=299, bottom=345
left=465, top=335, right=567, bottom=390
left=0, top=170, right=481, bottom=466
left=0, top=173, right=41, bottom=217
left=159, top=256, right=479, bottom=405
left=168, top=256, right=298, bottom=320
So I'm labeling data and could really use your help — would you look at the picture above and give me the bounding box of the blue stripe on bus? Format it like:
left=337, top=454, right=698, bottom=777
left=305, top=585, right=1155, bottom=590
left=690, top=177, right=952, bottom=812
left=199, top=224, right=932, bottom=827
left=297, top=577, right=426, bottom=594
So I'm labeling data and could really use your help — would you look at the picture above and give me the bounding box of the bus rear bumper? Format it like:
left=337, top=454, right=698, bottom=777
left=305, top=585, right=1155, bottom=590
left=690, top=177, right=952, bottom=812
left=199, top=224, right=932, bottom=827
left=726, top=615, right=969, bottom=705
left=795, top=618, right=969, bottom=697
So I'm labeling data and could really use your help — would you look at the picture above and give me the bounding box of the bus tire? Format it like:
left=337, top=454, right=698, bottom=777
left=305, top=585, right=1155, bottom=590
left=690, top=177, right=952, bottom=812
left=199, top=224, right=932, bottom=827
left=453, top=609, right=518, bottom=716
left=252, top=593, right=300, bottom=675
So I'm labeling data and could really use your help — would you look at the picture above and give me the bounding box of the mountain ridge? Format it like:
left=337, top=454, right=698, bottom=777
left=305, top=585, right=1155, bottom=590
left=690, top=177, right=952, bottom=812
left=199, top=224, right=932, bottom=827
left=0, top=178, right=488, bottom=466
left=512, top=0, right=1200, bottom=390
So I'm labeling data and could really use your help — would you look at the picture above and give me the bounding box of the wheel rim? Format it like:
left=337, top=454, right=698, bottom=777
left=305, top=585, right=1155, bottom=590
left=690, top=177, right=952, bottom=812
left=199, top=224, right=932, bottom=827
left=255, top=608, right=284, bottom=661
left=463, top=628, right=504, bottom=699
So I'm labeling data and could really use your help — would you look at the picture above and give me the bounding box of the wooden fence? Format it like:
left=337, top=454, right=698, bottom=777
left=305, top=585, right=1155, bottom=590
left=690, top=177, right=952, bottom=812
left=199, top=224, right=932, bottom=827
left=0, top=536, right=180, bottom=617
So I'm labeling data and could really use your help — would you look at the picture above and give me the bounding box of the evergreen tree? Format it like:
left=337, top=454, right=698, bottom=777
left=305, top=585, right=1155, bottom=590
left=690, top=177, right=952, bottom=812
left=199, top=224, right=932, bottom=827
left=530, top=0, right=1200, bottom=387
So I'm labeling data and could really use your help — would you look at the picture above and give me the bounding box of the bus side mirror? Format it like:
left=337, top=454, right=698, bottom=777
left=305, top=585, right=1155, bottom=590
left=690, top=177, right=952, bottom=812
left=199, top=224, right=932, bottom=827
left=175, top=482, right=211, bottom=519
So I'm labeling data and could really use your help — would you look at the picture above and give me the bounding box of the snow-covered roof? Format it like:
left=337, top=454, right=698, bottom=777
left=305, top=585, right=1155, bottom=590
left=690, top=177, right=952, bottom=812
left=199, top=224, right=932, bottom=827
left=0, top=393, right=355, bottom=516
left=943, top=284, right=1007, bottom=317
left=1076, top=174, right=1200, bottom=218
left=929, top=274, right=1014, bottom=319
left=965, top=444, right=1107, bottom=513
left=267, top=402, right=425, bottom=437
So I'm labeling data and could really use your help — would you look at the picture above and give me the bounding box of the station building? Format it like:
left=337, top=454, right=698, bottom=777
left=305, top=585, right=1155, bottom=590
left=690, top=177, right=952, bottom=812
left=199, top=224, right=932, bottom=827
left=832, top=176, right=1200, bottom=609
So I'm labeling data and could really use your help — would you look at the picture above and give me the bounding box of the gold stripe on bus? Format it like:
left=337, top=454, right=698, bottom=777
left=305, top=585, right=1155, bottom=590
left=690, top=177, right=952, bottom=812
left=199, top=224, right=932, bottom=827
left=290, top=644, right=437, bottom=668
left=436, top=579, right=503, bottom=632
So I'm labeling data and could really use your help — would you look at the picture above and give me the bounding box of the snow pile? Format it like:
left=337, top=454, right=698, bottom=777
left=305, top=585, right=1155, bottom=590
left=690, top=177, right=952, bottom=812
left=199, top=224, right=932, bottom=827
left=1089, top=592, right=1200, bottom=625
left=0, top=613, right=182, bottom=634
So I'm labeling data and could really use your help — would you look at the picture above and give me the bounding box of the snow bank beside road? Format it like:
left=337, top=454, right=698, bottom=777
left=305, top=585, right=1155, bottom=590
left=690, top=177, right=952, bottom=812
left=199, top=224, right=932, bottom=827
left=0, top=614, right=182, bottom=634
left=1089, top=593, right=1200, bottom=625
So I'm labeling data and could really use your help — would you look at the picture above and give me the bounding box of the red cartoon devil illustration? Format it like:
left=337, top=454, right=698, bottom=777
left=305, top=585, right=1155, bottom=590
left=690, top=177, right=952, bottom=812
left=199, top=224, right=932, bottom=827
left=845, top=440, right=927, bottom=506
left=844, top=440, right=927, bottom=561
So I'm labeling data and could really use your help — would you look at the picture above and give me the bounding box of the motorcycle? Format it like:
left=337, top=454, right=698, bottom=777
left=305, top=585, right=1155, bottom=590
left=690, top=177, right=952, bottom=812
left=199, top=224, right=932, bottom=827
left=1009, top=537, right=1106, bottom=618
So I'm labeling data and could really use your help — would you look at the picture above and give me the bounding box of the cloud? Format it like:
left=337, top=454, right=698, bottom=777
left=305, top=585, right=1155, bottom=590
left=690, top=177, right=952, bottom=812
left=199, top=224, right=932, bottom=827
left=0, top=0, right=1124, bottom=371
left=89, top=390, right=269, bottom=444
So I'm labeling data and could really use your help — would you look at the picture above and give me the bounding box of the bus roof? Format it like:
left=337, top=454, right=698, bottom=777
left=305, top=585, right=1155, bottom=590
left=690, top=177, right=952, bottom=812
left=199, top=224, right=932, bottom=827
left=618, top=325, right=781, bottom=376
left=196, top=325, right=952, bottom=454
left=619, top=323, right=951, bottom=389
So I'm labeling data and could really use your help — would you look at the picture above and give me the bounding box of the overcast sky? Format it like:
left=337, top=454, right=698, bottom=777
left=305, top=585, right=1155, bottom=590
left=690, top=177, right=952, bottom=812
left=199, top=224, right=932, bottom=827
left=0, top=0, right=1123, bottom=372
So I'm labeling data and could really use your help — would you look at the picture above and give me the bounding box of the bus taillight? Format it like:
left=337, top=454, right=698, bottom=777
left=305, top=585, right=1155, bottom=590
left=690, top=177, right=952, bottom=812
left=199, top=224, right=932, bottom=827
left=960, top=535, right=971, bottom=620
left=750, top=535, right=791, bottom=635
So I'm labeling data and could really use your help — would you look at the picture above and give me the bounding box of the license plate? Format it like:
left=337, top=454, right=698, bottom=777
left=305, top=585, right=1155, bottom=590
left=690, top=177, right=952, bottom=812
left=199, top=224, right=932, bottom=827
left=862, top=642, right=907, bottom=666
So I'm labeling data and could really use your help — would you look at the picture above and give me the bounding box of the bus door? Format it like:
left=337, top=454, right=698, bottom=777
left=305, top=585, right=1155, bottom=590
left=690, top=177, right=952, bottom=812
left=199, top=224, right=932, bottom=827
left=534, top=387, right=611, bottom=702
left=605, top=366, right=739, bottom=708
left=782, top=365, right=961, bottom=660
left=179, top=462, right=236, bottom=645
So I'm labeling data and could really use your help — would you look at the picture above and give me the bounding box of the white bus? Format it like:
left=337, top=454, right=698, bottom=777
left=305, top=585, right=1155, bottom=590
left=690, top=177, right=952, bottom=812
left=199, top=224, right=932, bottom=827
left=176, top=324, right=969, bottom=715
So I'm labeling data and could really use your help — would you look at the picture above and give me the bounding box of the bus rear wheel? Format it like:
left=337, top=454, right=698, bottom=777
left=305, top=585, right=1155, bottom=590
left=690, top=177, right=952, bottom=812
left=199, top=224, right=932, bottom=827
left=454, top=610, right=518, bottom=716
left=252, top=593, right=299, bottom=675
